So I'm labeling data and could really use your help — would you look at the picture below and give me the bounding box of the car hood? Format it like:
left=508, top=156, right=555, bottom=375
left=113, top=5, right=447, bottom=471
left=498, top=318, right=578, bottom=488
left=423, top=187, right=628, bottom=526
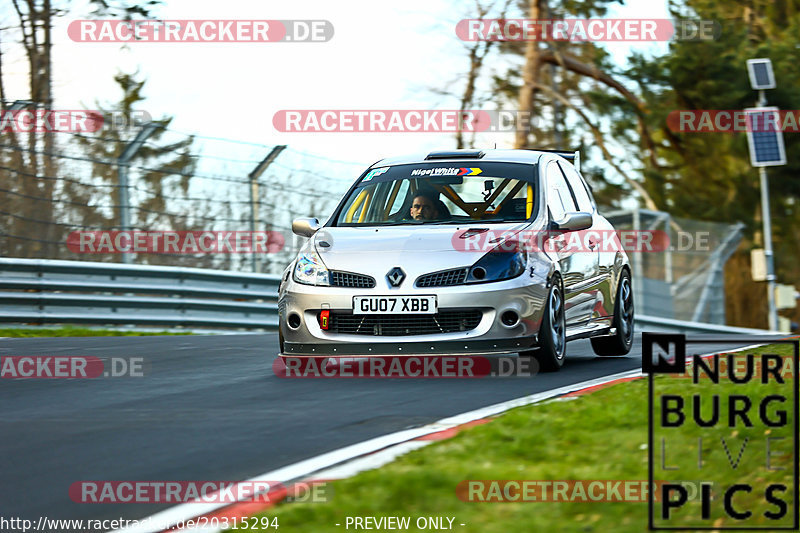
left=312, top=223, right=530, bottom=282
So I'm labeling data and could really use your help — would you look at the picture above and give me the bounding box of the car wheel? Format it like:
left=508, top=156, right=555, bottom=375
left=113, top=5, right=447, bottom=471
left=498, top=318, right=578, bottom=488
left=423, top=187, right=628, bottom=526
left=521, top=276, right=566, bottom=373
left=591, top=269, right=634, bottom=357
left=279, top=328, right=286, bottom=354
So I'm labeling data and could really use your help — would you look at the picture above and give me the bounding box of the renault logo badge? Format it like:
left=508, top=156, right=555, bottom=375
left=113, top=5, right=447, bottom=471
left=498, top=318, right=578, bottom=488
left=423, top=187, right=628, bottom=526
left=386, top=267, right=406, bottom=287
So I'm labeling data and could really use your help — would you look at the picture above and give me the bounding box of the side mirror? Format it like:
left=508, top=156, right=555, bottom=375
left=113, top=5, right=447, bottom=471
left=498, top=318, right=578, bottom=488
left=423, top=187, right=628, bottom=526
left=552, top=212, right=592, bottom=232
left=292, top=217, right=321, bottom=237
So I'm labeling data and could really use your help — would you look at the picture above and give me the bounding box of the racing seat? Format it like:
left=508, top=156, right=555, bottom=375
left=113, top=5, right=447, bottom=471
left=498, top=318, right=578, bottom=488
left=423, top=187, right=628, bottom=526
left=434, top=199, right=451, bottom=220
left=496, top=197, right=528, bottom=220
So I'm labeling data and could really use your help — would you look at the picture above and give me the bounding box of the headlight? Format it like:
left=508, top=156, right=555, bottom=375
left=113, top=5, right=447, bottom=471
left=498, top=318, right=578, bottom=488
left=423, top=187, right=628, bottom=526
left=466, top=244, right=526, bottom=283
left=292, top=251, right=330, bottom=286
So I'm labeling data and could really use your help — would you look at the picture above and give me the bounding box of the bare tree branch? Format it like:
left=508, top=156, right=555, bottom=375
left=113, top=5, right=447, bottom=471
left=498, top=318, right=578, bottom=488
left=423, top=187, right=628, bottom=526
left=454, top=0, right=512, bottom=148
left=530, top=80, right=659, bottom=211
left=542, top=48, right=686, bottom=167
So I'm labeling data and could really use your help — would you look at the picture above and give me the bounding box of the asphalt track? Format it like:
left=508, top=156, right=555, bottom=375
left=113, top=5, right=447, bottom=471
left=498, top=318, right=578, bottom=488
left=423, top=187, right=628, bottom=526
left=0, top=332, right=767, bottom=527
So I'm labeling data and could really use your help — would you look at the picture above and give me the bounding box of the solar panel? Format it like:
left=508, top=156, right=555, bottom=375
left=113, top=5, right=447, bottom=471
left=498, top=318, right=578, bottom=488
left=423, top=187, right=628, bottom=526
left=746, top=59, right=776, bottom=90
left=752, top=130, right=782, bottom=163
left=753, top=63, right=770, bottom=87
left=745, top=107, right=786, bottom=167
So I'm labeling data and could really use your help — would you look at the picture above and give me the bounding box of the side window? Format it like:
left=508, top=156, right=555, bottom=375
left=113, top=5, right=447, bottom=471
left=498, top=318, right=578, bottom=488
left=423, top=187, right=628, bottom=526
left=558, top=161, right=593, bottom=212
left=546, top=162, right=576, bottom=220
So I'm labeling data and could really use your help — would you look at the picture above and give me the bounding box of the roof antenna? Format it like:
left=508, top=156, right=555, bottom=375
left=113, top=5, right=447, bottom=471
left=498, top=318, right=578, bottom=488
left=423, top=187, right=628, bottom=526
left=494, top=142, right=497, bottom=149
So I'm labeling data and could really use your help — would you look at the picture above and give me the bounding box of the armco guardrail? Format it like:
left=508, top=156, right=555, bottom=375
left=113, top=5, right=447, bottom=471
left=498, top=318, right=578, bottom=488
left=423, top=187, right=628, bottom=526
left=0, top=258, right=777, bottom=335
left=0, top=258, right=280, bottom=329
left=635, top=315, right=775, bottom=335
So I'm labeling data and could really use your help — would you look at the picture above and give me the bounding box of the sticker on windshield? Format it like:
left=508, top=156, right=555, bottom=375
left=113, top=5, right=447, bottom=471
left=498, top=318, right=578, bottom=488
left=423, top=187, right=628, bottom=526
left=410, top=167, right=482, bottom=177
left=362, top=167, right=389, bottom=181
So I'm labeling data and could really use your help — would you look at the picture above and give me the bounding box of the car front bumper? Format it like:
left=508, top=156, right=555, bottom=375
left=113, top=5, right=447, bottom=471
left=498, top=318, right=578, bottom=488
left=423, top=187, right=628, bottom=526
left=278, top=272, right=550, bottom=357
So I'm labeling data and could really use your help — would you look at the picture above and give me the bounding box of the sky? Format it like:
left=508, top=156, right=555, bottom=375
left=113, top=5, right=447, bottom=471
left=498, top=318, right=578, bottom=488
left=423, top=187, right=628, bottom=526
left=1, top=0, right=671, bottom=176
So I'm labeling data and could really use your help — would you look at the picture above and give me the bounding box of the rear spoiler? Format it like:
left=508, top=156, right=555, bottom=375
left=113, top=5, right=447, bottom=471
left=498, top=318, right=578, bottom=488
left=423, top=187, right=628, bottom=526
left=534, top=149, right=581, bottom=172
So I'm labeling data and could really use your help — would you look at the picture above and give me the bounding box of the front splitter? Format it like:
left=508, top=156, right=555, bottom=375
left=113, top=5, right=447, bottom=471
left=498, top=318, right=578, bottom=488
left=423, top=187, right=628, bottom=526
left=281, top=336, right=538, bottom=357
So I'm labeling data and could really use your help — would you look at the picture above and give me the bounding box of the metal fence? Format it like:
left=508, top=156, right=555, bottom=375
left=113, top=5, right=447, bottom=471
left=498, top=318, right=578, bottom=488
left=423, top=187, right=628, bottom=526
left=0, top=111, right=364, bottom=275
left=603, top=208, right=744, bottom=325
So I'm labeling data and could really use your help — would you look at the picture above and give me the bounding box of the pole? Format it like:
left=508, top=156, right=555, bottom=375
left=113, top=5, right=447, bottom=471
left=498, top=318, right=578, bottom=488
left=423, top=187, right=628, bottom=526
left=759, top=165, right=778, bottom=330
left=663, top=213, right=673, bottom=285
left=118, top=162, right=131, bottom=233
left=248, top=145, right=287, bottom=273
left=117, top=123, right=159, bottom=264
left=117, top=162, right=133, bottom=264
left=754, top=89, right=778, bottom=330
left=249, top=175, right=260, bottom=273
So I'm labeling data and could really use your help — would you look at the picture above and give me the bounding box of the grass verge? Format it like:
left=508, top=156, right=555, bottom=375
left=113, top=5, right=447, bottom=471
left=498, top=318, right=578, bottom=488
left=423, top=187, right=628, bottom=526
left=240, top=343, right=796, bottom=532
left=0, top=326, right=193, bottom=337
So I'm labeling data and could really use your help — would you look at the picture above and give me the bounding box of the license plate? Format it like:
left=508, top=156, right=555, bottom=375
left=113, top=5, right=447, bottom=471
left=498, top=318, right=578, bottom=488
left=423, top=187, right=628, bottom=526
left=353, top=296, right=437, bottom=314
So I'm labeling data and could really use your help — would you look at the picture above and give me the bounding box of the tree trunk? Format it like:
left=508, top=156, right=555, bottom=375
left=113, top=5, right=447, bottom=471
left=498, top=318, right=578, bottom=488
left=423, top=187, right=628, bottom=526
left=41, top=0, right=56, bottom=258
left=514, top=0, right=542, bottom=149
left=457, top=47, right=480, bottom=149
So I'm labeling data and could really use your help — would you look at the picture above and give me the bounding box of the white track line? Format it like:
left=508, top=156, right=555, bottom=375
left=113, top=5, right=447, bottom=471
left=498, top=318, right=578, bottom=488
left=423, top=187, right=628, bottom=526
left=312, top=440, right=433, bottom=481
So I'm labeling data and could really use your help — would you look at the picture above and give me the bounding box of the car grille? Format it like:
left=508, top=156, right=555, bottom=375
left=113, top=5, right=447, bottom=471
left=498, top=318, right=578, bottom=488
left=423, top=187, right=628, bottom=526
left=330, top=271, right=376, bottom=288
left=329, top=310, right=482, bottom=336
left=416, top=268, right=468, bottom=288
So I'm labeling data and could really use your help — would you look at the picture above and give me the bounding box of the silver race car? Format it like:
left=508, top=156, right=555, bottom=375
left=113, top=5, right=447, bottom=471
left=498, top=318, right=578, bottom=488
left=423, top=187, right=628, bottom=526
left=278, top=149, right=633, bottom=371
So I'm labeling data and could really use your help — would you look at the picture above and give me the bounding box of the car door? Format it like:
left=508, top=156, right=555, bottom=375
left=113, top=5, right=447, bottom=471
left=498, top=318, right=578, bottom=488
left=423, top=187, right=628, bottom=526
left=544, top=160, right=595, bottom=326
left=557, top=160, right=607, bottom=320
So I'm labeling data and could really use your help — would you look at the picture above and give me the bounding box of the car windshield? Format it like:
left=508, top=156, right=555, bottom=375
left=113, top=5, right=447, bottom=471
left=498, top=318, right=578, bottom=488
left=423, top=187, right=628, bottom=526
left=333, top=162, right=537, bottom=226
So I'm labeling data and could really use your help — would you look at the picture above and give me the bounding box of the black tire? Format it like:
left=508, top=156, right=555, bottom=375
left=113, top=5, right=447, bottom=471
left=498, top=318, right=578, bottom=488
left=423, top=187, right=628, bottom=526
left=520, top=276, right=566, bottom=372
left=591, top=269, right=634, bottom=356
